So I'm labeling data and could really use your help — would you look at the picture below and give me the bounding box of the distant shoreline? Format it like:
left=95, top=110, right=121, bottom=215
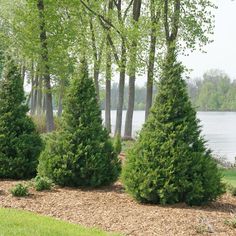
left=106, top=110, right=236, bottom=112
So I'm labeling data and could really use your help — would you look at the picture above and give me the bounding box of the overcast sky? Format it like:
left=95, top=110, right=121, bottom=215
left=181, top=0, right=236, bottom=80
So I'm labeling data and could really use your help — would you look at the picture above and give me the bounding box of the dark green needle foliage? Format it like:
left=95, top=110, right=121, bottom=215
left=38, top=61, right=121, bottom=187
left=0, top=60, right=42, bottom=179
left=122, top=52, right=225, bottom=205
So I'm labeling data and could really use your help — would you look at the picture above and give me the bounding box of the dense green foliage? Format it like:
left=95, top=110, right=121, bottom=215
left=38, top=62, right=121, bottom=187
left=10, top=183, right=29, bottom=197
left=113, top=134, right=122, bottom=154
left=0, top=208, right=119, bottom=236
left=34, top=176, right=53, bottom=191
left=0, top=60, right=42, bottom=179
left=122, top=53, right=225, bottom=205
left=227, top=184, right=236, bottom=196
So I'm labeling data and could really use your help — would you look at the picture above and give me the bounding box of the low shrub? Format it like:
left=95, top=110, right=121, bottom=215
left=31, top=115, right=62, bottom=134
left=224, top=218, right=236, bottom=228
left=34, top=176, right=53, bottom=191
left=226, top=184, right=236, bottom=196
left=122, top=53, right=225, bottom=205
left=0, top=60, right=43, bottom=179
left=122, top=140, right=135, bottom=154
left=113, top=134, right=122, bottom=154
left=10, top=183, right=29, bottom=197
left=38, top=61, right=121, bottom=187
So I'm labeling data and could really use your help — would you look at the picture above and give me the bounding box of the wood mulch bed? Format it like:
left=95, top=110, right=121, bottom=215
left=0, top=180, right=236, bottom=236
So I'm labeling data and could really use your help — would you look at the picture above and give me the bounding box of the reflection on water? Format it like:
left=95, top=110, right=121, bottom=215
left=102, top=111, right=236, bottom=163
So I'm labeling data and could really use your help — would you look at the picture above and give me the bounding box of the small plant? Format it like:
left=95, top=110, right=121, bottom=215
left=226, top=184, right=236, bottom=196
left=195, top=225, right=207, bottom=234
left=113, top=134, right=122, bottom=154
left=195, top=217, right=214, bottom=234
left=10, top=183, right=29, bottom=197
left=224, top=218, right=236, bottom=228
left=34, top=176, right=52, bottom=191
left=31, top=115, right=62, bottom=134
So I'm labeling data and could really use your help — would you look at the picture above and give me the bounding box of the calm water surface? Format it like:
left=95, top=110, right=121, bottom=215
left=102, top=111, right=236, bottom=163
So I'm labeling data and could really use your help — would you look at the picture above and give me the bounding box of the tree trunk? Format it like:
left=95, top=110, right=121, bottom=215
left=145, top=2, right=158, bottom=120
left=94, top=68, right=100, bottom=102
left=42, top=93, right=46, bottom=114
left=21, top=64, right=26, bottom=85
left=124, top=74, right=135, bottom=139
left=30, top=67, right=36, bottom=116
left=105, top=44, right=112, bottom=133
left=145, top=0, right=160, bottom=120
left=104, top=0, right=113, bottom=133
left=32, top=73, right=39, bottom=115
left=115, top=40, right=126, bottom=135
left=124, top=0, right=142, bottom=139
left=37, top=0, right=54, bottom=132
left=36, top=75, right=43, bottom=115
left=57, top=84, right=64, bottom=117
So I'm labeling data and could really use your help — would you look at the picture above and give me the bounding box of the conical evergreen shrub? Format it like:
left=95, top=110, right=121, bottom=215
left=38, top=61, right=121, bottom=187
left=122, top=52, right=225, bottom=205
left=0, top=60, right=42, bottom=179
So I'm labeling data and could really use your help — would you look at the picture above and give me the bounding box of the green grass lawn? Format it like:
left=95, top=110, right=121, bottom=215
left=0, top=208, right=119, bottom=236
left=221, top=168, right=236, bottom=187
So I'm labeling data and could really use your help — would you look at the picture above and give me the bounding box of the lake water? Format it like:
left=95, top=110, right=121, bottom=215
left=102, top=111, right=236, bottom=163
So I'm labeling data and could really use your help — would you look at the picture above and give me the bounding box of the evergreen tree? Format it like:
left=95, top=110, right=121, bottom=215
left=0, top=60, right=42, bottom=179
left=122, top=52, right=225, bottom=205
left=38, top=61, right=121, bottom=187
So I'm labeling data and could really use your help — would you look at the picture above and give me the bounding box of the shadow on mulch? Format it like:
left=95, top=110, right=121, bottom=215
left=151, top=201, right=236, bottom=214
left=60, top=183, right=126, bottom=195
left=52, top=183, right=236, bottom=215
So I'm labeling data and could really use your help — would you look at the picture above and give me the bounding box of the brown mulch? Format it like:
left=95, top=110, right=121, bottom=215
left=0, top=180, right=236, bottom=236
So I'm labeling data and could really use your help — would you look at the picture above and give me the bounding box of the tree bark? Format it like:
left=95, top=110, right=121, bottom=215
left=21, top=64, right=26, bottom=85
left=42, top=93, right=46, bottom=114
left=124, top=74, right=135, bottom=139
left=124, top=0, right=142, bottom=139
left=33, top=73, right=39, bottom=115
left=104, top=0, right=113, bottom=133
left=36, top=75, right=43, bottom=115
left=90, top=19, right=100, bottom=101
left=105, top=42, right=112, bottom=133
left=145, top=0, right=159, bottom=120
left=57, top=83, right=64, bottom=117
left=30, top=64, right=36, bottom=116
left=115, top=39, right=126, bottom=135
left=37, top=0, right=54, bottom=132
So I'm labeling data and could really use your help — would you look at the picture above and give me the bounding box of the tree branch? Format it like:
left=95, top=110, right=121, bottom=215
left=79, top=0, right=121, bottom=36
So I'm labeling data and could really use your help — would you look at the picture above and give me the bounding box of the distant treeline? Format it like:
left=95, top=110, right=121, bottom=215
left=100, top=69, right=236, bottom=111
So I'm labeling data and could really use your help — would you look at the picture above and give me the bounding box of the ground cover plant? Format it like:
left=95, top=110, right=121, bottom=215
left=10, top=183, right=29, bottom=197
left=34, top=176, right=53, bottom=191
